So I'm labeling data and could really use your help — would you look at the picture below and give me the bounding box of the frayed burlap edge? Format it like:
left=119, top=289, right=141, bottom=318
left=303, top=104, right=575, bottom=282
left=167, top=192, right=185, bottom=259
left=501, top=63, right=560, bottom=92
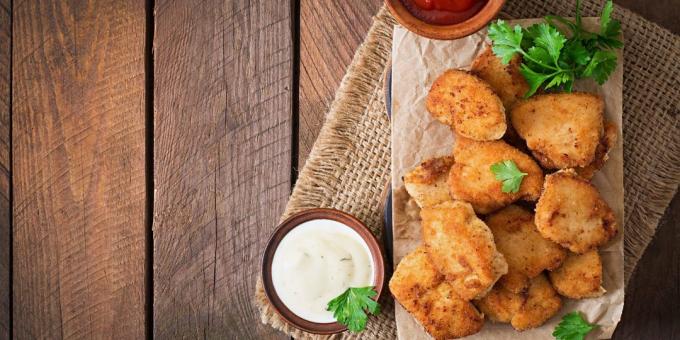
left=256, top=1, right=680, bottom=338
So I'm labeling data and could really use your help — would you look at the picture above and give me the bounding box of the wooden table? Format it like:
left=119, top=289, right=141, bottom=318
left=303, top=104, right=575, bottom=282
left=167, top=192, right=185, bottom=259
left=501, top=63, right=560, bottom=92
left=0, top=1, right=677, bottom=339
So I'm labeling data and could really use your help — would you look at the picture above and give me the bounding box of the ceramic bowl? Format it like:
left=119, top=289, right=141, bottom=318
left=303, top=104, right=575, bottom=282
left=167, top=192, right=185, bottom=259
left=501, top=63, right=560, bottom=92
left=385, top=0, right=505, bottom=40
left=261, top=208, right=386, bottom=334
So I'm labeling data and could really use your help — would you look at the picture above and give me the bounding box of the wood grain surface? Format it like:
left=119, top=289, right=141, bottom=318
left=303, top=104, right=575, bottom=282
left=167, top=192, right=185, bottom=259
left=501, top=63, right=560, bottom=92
left=298, top=0, right=382, bottom=168
left=297, top=1, right=679, bottom=339
left=153, top=0, right=292, bottom=339
left=0, top=0, right=10, bottom=338
left=11, top=0, right=147, bottom=338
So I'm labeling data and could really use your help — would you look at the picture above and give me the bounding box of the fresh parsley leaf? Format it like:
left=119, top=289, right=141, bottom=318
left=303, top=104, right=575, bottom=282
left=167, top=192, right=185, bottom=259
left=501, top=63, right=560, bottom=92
left=599, top=0, right=614, bottom=36
left=553, top=311, right=598, bottom=340
left=488, top=20, right=523, bottom=64
left=519, top=64, right=551, bottom=97
left=490, top=160, right=527, bottom=193
left=562, top=40, right=590, bottom=66
left=327, top=287, right=380, bottom=333
left=598, top=0, right=623, bottom=48
left=582, top=50, right=617, bottom=84
left=486, top=0, right=622, bottom=96
left=531, top=23, right=567, bottom=63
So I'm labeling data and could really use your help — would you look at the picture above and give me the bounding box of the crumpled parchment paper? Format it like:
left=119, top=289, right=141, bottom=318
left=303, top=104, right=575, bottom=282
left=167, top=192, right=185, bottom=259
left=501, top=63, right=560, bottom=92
left=390, top=18, right=624, bottom=339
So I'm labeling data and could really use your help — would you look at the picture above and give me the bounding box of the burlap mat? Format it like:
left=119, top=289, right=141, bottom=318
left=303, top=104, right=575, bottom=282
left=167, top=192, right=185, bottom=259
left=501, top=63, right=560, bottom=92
left=256, top=1, right=680, bottom=338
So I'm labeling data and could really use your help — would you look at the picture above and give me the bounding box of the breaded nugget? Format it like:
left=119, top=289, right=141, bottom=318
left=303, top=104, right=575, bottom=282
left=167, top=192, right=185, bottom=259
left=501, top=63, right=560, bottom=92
left=421, top=200, right=508, bottom=300
left=549, top=250, right=606, bottom=299
left=511, top=93, right=605, bottom=169
left=535, top=170, right=618, bottom=253
left=390, top=246, right=484, bottom=339
left=476, top=274, right=561, bottom=331
left=471, top=45, right=529, bottom=110
left=448, top=138, right=544, bottom=214
left=475, top=285, right=524, bottom=323
left=427, top=69, right=506, bottom=141
left=486, top=205, right=567, bottom=293
left=404, top=156, right=454, bottom=208
left=575, top=122, right=618, bottom=180
left=511, top=274, right=562, bottom=331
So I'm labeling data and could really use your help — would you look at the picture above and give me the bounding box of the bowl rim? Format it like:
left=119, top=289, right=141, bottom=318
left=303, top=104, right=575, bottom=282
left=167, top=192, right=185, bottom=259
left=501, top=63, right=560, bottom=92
left=385, top=0, right=506, bottom=40
left=261, top=208, right=386, bottom=335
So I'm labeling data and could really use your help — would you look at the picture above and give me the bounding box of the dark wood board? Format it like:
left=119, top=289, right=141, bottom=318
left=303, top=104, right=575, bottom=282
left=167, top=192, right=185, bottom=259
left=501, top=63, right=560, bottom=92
left=153, top=0, right=292, bottom=339
left=297, top=1, right=679, bottom=340
left=11, top=0, right=147, bottom=338
left=0, top=0, right=10, bottom=338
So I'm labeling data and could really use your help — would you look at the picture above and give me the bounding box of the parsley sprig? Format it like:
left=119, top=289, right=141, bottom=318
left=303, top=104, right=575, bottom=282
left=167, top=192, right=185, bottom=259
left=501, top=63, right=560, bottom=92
left=327, top=286, right=380, bottom=333
left=490, top=160, right=527, bottom=193
left=553, top=311, right=598, bottom=340
left=488, top=0, right=622, bottom=97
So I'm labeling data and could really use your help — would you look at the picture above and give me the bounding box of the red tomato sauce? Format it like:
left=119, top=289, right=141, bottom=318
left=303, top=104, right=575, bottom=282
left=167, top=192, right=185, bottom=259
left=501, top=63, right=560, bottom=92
left=402, top=0, right=488, bottom=25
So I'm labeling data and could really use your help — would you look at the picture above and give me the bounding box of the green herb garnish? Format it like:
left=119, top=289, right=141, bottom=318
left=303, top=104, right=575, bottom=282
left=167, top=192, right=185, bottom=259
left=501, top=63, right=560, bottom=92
left=488, top=0, right=623, bottom=97
left=553, top=311, right=598, bottom=340
left=326, top=286, right=380, bottom=333
left=490, top=160, right=527, bottom=193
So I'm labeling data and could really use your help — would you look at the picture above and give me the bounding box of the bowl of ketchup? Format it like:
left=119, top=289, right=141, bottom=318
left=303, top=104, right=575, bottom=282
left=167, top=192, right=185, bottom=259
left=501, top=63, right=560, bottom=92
left=385, top=0, right=504, bottom=40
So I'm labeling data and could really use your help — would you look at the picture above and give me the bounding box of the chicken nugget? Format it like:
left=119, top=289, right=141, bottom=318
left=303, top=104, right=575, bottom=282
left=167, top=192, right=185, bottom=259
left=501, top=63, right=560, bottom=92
left=404, top=156, right=454, bottom=208
left=511, top=274, right=562, bottom=331
left=535, top=170, right=618, bottom=253
left=476, top=274, right=561, bottom=331
left=575, top=122, right=618, bottom=180
left=390, top=246, right=484, bottom=339
left=475, top=285, right=524, bottom=323
left=427, top=69, right=506, bottom=141
left=448, top=138, right=544, bottom=214
left=511, top=93, right=605, bottom=169
left=549, top=250, right=606, bottom=299
left=421, top=200, right=508, bottom=300
left=486, top=205, right=567, bottom=293
left=471, top=45, right=529, bottom=110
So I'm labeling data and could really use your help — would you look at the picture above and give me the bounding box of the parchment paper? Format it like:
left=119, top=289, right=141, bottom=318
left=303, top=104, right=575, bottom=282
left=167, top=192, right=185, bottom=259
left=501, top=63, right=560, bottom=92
left=390, top=18, right=624, bottom=339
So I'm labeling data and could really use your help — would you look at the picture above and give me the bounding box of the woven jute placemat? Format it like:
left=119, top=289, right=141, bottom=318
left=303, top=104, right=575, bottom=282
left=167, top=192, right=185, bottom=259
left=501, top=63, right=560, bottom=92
left=255, top=1, right=679, bottom=338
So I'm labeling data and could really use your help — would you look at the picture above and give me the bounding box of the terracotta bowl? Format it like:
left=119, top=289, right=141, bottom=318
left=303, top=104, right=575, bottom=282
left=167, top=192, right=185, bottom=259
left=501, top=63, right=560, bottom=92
left=261, top=208, right=386, bottom=334
left=385, top=0, right=505, bottom=40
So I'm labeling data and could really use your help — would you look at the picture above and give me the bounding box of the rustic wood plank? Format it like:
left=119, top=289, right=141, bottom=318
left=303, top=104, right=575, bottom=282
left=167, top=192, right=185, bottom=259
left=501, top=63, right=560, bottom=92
left=614, top=0, right=679, bottom=34
left=12, top=0, right=147, bottom=338
left=153, top=0, right=292, bottom=338
left=298, top=0, right=382, bottom=168
left=613, top=195, right=680, bottom=339
left=0, top=0, right=10, bottom=338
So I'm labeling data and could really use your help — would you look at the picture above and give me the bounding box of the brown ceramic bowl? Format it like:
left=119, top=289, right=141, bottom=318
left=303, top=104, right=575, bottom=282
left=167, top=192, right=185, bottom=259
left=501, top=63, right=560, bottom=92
left=385, top=0, right=505, bottom=40
left=261, top=208, right=386, bottom=334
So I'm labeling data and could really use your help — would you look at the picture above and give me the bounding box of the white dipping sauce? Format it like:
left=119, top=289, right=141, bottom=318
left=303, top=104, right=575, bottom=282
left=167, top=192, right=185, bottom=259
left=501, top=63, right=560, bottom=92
left=271, top=219, right=375, bottom=323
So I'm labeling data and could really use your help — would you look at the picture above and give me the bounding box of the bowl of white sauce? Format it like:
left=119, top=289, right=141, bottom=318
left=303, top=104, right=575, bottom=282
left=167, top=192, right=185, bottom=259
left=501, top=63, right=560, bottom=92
left=261, top=208, right=386, bottom=334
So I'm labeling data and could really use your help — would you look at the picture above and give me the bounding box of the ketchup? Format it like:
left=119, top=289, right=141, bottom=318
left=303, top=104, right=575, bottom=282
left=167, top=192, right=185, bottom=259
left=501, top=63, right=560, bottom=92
left=402, top=0, right=487, bottom=25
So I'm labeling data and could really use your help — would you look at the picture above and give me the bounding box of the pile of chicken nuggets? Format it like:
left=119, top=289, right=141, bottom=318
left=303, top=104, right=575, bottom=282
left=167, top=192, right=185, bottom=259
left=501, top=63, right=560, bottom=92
left=389, top=46, right=619, bottom=339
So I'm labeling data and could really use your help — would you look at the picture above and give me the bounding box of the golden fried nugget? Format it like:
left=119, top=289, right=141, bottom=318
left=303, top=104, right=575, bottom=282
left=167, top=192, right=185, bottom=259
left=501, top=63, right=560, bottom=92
left=575, top=122, right=618, bottom=180
left=549, top=250, right=606, bottom=299
left=448, top=138, right=544, bottom=214
left=486, top=205, right=567, bottom=293
left=390, top=246, right=484, bottom=339
left=421, top=201, right=508, bottom=300
left=476, top=274, right=561, bottom=331
left=475, top=285, right=524, bottom=323
left=535, top=170, right=618, bottom=254
left=404, top=156, right=455, bottom=208
left=511, top=274, right=562, bottom=331
left=471, top=45, right=530, bottom=110
left=427, top=69, right=506, bottom=141
left=511, top=93, right=605, bottom=169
